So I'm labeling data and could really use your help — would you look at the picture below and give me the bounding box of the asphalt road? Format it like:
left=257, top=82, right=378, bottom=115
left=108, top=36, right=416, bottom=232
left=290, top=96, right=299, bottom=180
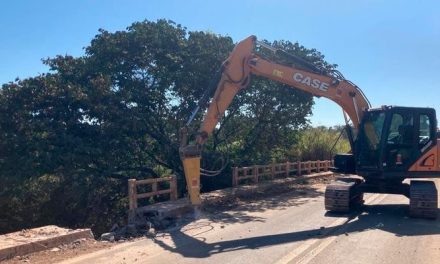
left=61, top=180, right=440, bottom=264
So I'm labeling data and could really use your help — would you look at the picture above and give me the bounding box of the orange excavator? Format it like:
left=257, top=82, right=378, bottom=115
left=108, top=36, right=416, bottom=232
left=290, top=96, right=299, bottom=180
left=180, top=35, right=439, bottom=218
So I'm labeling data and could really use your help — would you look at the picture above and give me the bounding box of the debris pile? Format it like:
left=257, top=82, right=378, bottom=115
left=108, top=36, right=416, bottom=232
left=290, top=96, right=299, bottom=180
left=0, top=226, right=94, bottom=261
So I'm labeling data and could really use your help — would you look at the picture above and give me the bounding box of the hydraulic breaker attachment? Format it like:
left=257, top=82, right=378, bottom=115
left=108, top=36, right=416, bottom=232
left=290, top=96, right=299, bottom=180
left=182, top=156, right=201, bottom=205
left=180, top=144, right=202, bottom=205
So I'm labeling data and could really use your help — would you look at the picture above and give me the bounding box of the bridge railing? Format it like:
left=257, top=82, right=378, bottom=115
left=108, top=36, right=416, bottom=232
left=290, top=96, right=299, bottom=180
left=232, top=160, right=334, bottom=187
left=128, top=175, right=178, bottom=210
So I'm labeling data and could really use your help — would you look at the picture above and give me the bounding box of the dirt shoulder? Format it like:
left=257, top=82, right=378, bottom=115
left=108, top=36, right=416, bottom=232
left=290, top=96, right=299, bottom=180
left=2, top=238, right=113, bottom=264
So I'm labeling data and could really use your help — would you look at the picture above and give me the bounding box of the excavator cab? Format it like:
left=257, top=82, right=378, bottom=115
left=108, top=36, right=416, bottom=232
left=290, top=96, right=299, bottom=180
left=330, top=106, right=439, bottom=217
left=354, top=106, right=438, bottom=180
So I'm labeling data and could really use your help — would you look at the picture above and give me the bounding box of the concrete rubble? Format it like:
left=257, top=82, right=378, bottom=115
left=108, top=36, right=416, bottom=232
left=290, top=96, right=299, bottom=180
left=0, top=225, right=93, bottom=261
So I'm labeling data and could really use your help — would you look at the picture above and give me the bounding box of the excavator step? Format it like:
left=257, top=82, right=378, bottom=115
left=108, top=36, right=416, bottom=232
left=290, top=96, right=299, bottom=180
left=325, top=179, right=363, bottom=213
left=409, top=180, right=438, bottom=219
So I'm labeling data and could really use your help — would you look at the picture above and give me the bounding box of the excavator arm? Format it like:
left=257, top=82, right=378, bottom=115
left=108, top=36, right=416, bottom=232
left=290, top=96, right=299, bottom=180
left=180, top=35, right=371, bottom=205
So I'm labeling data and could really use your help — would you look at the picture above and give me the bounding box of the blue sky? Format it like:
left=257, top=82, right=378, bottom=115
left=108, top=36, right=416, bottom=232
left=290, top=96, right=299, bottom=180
left=1, top=0, right=439, bottom=126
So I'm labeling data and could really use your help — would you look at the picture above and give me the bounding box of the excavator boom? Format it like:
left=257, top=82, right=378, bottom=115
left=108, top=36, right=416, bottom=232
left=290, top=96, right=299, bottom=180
left=194, top=35, right=370, bottom=146
left=180, top=35, right=370, bottom=205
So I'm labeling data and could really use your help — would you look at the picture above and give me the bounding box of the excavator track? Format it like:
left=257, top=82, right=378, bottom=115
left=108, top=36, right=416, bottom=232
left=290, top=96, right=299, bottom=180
left=325, top=178, right=364, bottom=213
left=409, top=180, right=438, bottom=219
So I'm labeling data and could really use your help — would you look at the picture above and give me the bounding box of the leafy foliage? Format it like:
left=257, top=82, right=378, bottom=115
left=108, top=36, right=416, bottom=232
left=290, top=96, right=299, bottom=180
left=0, top=19, right=339, bottom=235
left=288, top=126, right=350, bottom=161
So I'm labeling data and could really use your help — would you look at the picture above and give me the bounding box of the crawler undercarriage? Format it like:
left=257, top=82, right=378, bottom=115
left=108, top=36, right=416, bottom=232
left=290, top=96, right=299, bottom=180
left=325, top=177, right=438, bottom=219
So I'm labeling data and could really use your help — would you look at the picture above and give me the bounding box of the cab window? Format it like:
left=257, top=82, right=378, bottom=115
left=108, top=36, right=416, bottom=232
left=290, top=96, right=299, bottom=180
left=419, top=114, right=432, bottom=147
left=363, top=112, right=385, bottom=150
left=387, top=113, right=414, bottom=145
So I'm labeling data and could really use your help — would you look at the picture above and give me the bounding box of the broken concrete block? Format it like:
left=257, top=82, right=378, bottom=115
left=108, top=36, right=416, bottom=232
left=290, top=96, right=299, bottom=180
left=100, top=232, right=115, bottom=242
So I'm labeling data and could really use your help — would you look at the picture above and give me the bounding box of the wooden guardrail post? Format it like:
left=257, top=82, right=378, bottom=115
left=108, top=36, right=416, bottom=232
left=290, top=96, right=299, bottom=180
left=285, top=162, right=290, bottom=177
left=317, top=160, right=320, bottom=172
left=128, top=179, right=138, bottom=210
left=271, top=163, right=275, bottom=179
left=152, top=181, right=158, bottom=196
left=232, top=167, right=238, bottom=187
left=297, top=161, right=302, bottom=176
left=253, top=165, right=259, bottom=184
left=170, top=175, right=178, bottom=200
left=307, top=161, right=312, bottom=174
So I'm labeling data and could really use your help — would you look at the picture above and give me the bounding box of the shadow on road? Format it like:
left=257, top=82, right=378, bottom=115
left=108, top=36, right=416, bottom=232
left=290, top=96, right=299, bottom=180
left=201, top=184, right=324, bottom=224
left=152, top=203, right=440, bottom=258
